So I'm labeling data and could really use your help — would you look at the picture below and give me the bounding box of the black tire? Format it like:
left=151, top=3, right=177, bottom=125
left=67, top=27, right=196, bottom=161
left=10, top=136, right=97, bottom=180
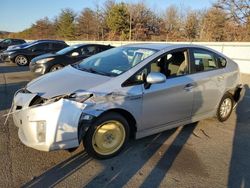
left=217, top=93, right=234, bottom=122
left=83, top=112, right=130, bottom=159
left=15, top=55, right=29, bottom=66
left=49, top=64, right=63, bottom=72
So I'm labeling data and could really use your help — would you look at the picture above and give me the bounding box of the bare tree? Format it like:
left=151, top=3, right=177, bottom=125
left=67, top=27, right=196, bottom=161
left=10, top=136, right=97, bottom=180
left=162, top=5, right=182, bottom=41
left=77, top=8, right=98, bottom=40
left=200, top=8, right=227, bottom=41
left=215, top=0, right=250, bottom=23
left=128, top=2, right=161, bottom=41
left=184, top=11, right=199, bottom=40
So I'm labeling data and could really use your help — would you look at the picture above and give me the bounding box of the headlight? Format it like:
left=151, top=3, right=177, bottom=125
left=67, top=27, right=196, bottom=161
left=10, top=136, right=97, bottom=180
left=36, top=57, right=54, bottom=64
left=36, top=121, right=46, bottom=142
left=7, top=51, right=15, bottom=55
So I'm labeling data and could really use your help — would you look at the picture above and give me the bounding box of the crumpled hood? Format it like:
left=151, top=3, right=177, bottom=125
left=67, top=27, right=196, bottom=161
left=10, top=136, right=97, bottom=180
left=27, top=66, right=112, bottom=99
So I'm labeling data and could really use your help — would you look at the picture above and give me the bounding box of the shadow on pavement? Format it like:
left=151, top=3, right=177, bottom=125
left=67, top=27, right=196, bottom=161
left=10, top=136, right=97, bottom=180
left=22, top=151, right=91, bottom=188
left=85, top=123, right=197, bottom=188
left=228, top=84, right=250, bottom=188
left=0, top=64, right=29, bottom=73
left=140, top=124, right=196, bottom=188
left=0, top=82, right=28, bottom=111
left=22, top=129, right=179, bottom=188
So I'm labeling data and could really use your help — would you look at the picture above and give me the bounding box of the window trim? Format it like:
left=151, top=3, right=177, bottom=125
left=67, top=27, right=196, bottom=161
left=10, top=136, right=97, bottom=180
left=189, top=47, right=227, bottom=74
left=122, top=47, right=191, bottom=87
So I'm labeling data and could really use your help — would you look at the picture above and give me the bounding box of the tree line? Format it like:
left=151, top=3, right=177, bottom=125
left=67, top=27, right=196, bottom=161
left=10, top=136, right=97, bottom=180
left=6, top=0, right=250, bottom=41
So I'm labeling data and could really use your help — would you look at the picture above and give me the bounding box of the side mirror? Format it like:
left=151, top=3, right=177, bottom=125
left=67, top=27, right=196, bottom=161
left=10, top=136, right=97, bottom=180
left=146, top=72, right=166, bottom=84
left=71, top=52, right=79, bottom=57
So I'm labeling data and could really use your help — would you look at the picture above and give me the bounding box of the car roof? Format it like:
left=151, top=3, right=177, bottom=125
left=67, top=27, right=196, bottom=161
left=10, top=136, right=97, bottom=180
left=123, top=43, right=214, bottom=51
left=71, top=43, right=112, bottom=47
left=124, top=43, right=172, bottom=50
left=35, top=40, right=66, bottom=44
left=24, top=40, right=67, bottom=47
left=123, top=43, right=227, bottom=59
left=2, top=38, right=25, bottom=41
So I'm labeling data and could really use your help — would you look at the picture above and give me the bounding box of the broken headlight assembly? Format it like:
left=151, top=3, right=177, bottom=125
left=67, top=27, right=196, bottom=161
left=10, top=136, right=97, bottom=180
left=34, top=91, right=93, bottom=106
left=68, top=91, right=93, bottom=103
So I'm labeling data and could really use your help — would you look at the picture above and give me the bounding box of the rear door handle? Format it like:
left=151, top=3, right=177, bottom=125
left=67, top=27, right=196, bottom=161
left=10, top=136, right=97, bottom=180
left=184, top=83, right=194, bottom=91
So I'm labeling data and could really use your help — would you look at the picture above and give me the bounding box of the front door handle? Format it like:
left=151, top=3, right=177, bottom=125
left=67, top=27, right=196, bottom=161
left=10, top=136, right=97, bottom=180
left=184, top=83, right=194, bottom=91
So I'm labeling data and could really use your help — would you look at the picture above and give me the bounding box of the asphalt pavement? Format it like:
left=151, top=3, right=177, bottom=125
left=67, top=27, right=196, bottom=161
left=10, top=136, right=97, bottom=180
left=0, top=61, right=250, bottom=188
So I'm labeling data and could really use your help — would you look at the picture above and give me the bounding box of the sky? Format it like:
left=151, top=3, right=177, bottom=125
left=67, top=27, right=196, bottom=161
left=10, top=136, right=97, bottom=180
left=0, top=0, right=215, bottom=32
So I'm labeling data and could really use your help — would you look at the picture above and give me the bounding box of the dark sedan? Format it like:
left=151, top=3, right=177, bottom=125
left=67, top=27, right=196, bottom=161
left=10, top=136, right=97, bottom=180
left=1, top=40, right=68, bottom=66
left=29, top=44, right=114, bottom=75
left=0, top=38, right=26, bottom=52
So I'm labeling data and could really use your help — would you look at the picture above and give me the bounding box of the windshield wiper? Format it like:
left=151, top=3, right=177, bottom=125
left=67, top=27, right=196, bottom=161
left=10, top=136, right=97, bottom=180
left=72, top=65, right=116, bottom=77
left=88, top=68, right=115, bottom=77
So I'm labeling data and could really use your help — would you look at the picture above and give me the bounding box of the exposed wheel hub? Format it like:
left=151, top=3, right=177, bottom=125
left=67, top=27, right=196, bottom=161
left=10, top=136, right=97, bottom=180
left=220, top=98, right=232, bottom=118
left=92, top=121, right=125, bottom=155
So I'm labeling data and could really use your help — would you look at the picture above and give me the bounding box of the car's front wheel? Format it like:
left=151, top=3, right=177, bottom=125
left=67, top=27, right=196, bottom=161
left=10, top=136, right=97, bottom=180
left=83, top=112, right=130, bottom=159
left=15, top=55, right=29, bottom=66
left=50, top=64, right=63, bottom=72
left=217, top=93, right=234, bottom=122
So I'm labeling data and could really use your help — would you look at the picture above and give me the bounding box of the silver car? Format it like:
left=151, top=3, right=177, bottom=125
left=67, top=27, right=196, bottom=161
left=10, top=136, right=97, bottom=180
left=12, top=43, right=242, bottom=159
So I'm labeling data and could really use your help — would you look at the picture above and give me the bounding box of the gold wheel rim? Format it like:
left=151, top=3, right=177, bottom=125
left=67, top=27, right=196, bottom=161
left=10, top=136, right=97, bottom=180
left=92, top=120, right=126, bottom=155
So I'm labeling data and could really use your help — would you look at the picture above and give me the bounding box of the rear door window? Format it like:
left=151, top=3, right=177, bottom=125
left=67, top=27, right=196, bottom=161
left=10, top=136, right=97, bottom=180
left=13, top=40, right=23, bottom=44
left=52, top=43, right=66, bottom=50
left=30, top=43, right=49, bottom=52
left=190, top=49, right=225, bottom=73
left=81, top=46, right=98, bottom=56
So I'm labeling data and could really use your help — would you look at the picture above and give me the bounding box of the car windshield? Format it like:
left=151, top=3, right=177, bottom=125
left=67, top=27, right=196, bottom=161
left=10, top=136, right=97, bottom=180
left=56, top=45, right=79, bottom=55
left=72, top=46, right=157, bottom=77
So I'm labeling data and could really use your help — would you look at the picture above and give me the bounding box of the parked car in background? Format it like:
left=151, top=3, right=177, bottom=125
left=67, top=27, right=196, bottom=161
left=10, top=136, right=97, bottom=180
left=7, top=42, right=32, bottom=50
left=30, top=44, right=114, bottom=75
left=0, top=38, right=26, bottom=52
left=12, top=44, right=242, bottom=159
left=6, top=40, right=66, bottom=51
left=1, top=40, right=68, bottom=66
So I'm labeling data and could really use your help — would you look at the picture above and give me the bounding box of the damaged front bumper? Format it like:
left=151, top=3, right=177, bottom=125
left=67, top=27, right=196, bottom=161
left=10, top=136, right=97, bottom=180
left=12, top=92, right=87, bottom=151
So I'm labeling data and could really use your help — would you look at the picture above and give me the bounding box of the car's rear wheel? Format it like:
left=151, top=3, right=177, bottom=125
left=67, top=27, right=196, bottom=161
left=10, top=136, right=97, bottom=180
left=50, top=64, right=63, bottom=72
left=217, top=93, right=234, bottom=122
left=83, top=112, right=130, bottom=159
left=15, top=55, right=28, bottom=66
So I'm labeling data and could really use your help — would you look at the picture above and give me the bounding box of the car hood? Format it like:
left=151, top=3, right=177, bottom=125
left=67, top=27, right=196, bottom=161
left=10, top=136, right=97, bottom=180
left=32, top=53, right=59, bottom=61
left=5, top=48, right=24, bottom=53
left=8, top=43, right=29, bottom=50
left=26, top=65, right=112, bottom=99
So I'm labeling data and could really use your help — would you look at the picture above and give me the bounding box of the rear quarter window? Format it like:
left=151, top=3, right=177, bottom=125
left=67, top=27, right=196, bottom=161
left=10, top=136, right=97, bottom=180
left=216, top=56, right=227, bottom=68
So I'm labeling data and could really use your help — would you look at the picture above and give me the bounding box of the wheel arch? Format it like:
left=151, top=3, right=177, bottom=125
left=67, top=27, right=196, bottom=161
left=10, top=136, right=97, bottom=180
left=78, top=108, right=138, bottom=143
left=100, top=108, right=137, bottom=138
left=225, top=84, right=243, bottom=103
